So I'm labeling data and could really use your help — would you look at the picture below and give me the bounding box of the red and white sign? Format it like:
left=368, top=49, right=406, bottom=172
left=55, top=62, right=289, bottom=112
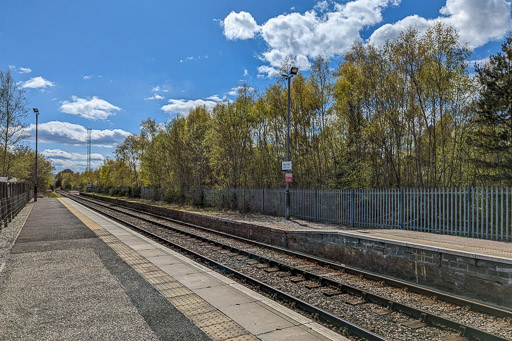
left=285, top=172, right=293, bottom=183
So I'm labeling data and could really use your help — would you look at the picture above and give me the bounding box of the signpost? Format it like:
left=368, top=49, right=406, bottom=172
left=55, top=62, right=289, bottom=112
left=282, top=161, right=292, bottom=171
left=285, top=172, right=293, bottom=183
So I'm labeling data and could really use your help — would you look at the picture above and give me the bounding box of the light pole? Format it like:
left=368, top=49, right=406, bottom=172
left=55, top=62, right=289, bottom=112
left=33, top=108, right=39, bottom=202
left=283, top=66, right=298, bottom=220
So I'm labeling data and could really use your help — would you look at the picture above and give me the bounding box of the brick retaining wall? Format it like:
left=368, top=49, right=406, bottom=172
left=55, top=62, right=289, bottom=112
left=82, top=193, right=512, bottom=308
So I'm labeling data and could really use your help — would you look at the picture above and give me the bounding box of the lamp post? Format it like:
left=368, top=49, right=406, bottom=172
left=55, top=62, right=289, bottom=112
left=283, top=66, right=298, bottom=220
left=33, top=108, right=39, bottom=202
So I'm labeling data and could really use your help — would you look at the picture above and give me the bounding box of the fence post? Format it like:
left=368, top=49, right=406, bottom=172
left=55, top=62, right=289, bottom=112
left=243, top=188, right=246, bottom=211
left=1, top=198, right=4, bottom=229
left=399, top=188, right=404, bottom=229
left=468, top=187, right=473, bottom=237
left=7, top=184, right=12, bottom=223
left=314, top=189, right=318, bottom=222
left=262, top=188, right=265, bottom=213
left=351, top=188, right=355, bottom=227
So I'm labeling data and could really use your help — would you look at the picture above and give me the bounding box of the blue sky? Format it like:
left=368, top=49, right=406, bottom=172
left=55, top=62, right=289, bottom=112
left=1, top=0, right=510, bottom=172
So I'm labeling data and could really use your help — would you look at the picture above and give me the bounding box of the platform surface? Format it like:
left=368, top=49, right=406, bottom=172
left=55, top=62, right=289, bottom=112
left=338, top=228, right=512, bottom=263
left=177, top=204, right=512, bottom=263
left=98, top=195, right=512, bottom=264
left=0, top=197, right=347, bottom=341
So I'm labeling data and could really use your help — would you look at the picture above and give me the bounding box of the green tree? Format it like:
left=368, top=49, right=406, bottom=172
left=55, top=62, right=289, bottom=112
left=0, top=70, right=28, bottom=177
left=471, top=33, right=512, bottom=184
left=8, top=146, right=54, bottom=190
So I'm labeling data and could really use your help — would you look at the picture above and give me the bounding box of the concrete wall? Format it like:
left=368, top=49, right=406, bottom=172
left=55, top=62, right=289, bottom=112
left=83, top=193, right=512, bottom=308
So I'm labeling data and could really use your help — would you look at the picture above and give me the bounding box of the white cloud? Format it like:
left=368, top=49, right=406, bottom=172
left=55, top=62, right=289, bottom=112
left=60, top=96, right=121, bottom=120
left=227, top=86, right=255, bottom=97
left=243, top=68, right=249, bottom=77
left=144, top=94, right=165, bottom=100
left=83, top=75, right=92, bottom=80
left=468, top=57, right=491, bottom=67
left=18, top=67, right=32, bottom=74
left=162, top=99, right=219, bottom=116
left=257, top=65, right=280, bottom=78
left=314, top=1, right=329, bottom=12
left=42, top=149, right=105, bottom=172
left=223, top=11, right=260, bottom=40
left=206, top=95, right=226, bottom=102
left=222, top=0, right=399, bottom=75
left=52, top=159, right=104, bottom=172
left=224, top=0, right=511, bottom=76
left=369, top=0, right=512, bottom=49
left=42, top=149, right=104, bottom=161
left=441, top=0, right=512, bottom=49
left=24, top=121, right=131, bottom=148
left=161, top=89, right=253, bottom=115
left=151, top=85, right=168, bottom=93
left=21, top=76, right=55, bottom=89
left=368, top=15, right=430, bottom=46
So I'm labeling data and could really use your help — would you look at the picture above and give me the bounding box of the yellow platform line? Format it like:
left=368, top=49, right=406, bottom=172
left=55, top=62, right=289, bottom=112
left=59, top=198, right=258, bottom=341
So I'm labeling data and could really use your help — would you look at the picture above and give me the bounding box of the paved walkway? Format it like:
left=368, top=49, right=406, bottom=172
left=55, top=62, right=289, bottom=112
left=0, top=198, right=208, bottom=340
left=0, top=197, right=347, bottom=341
left=339, top=228, right=512, bottom=263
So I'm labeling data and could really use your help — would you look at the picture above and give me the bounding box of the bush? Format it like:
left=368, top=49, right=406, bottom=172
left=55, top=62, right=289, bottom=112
left=164, top=188, right=177, bottom=203
left=131, top=186, right=141, bottom=198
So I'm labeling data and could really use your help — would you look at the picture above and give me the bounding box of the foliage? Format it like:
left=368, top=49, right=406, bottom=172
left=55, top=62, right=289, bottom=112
left=44, top=192, right=60, bottom=198
left=0, top=70, right=28, bottom=177
left=470, top=34, right=512, bottom=184
left=7, top=145, right=54, bottom=190
left=93, top=25, right=509, bottom=199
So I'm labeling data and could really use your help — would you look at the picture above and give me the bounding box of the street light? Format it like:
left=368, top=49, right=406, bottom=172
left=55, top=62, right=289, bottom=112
left=33, top=108, right=39, bottom=202
left=282, top=66, right=298, bottom=220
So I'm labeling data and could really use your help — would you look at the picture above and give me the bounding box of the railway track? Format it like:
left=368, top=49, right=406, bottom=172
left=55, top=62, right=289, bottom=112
left=61, top=191, right=512, bottom=341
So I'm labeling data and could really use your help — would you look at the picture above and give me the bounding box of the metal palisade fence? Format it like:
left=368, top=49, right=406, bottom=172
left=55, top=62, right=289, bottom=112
left=0, top=182, right=31, bottom=229
left=140, top=186, right=512, bottom=242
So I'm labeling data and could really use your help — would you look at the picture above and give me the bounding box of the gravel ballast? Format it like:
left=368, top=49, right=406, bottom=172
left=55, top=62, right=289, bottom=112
left=75, top=195, right=512, bottom=341
left=0, top=202, right=33, bottom=271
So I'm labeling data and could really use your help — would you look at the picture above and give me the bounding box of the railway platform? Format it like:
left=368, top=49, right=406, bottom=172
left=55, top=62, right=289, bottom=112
left=0, top=197, right=347, bottom=341
left=79, top=193, right=512, bottom=309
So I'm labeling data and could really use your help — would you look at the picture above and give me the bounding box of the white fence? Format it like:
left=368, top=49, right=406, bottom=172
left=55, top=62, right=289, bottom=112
left=140, top=186, right=512, bottom=241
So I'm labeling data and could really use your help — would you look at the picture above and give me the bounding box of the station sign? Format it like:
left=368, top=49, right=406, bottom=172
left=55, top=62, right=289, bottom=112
left=282, top=161, right=292, bottom=171
left=285, top=172, right=293, bottom=183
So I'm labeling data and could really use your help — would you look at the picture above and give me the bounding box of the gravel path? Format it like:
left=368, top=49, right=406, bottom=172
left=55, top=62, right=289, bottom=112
left=0, top=202, right=33, bottom=271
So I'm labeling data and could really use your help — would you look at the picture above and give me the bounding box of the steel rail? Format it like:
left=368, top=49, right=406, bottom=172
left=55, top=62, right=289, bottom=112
left=65, top=193, right=510, bottom=341
left=77, top=192, right=512, bottom=319
left=63, top=192, right=383, bottom=341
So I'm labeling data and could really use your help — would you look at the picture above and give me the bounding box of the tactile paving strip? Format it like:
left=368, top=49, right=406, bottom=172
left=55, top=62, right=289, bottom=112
left=59, top=199, right=259, bottom=341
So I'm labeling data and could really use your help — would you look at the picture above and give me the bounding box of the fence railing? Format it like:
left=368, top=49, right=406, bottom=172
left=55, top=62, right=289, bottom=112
left=140, top=186, right=512, bottom=241
left=0, top=182, right=31, bottom=229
